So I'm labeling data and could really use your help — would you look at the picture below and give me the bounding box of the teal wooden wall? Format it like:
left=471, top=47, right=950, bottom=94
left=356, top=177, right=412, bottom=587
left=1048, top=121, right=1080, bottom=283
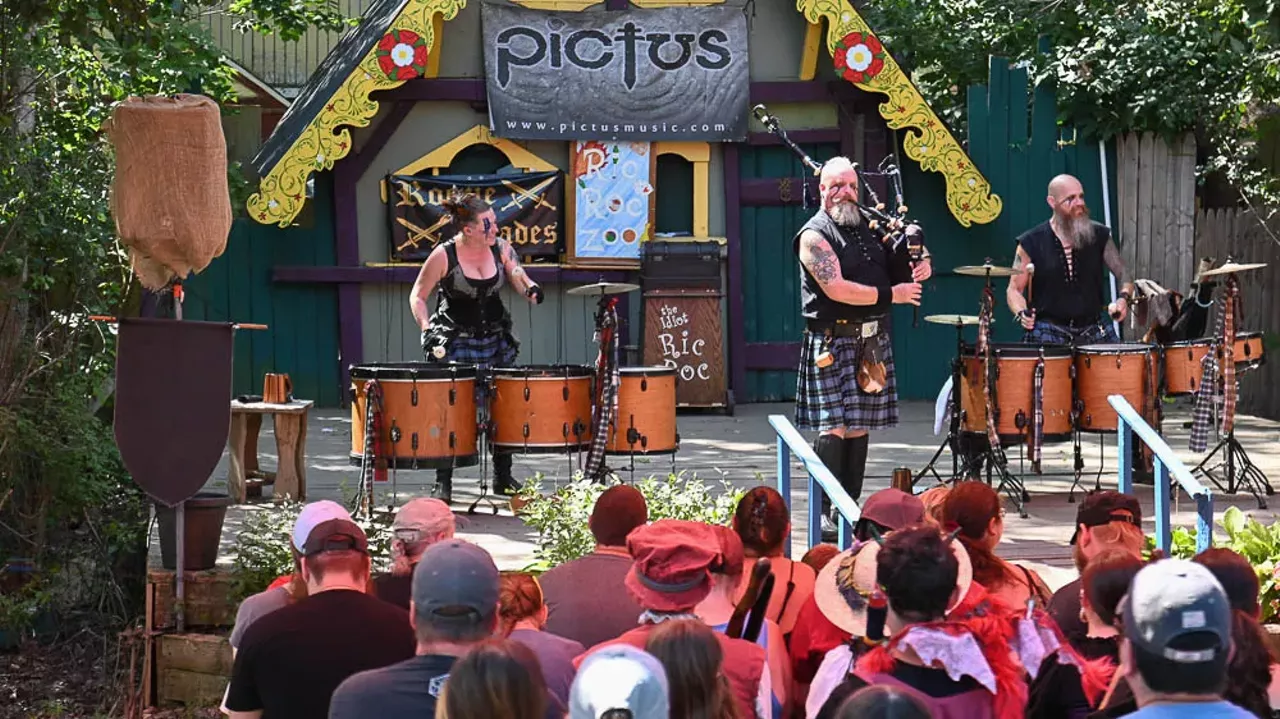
left=183, top=176, right=342, bottom=407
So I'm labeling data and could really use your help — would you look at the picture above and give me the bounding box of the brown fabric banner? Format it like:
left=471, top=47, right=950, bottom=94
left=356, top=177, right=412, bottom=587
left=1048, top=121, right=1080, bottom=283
left=114, top=318, right=234, bottom=507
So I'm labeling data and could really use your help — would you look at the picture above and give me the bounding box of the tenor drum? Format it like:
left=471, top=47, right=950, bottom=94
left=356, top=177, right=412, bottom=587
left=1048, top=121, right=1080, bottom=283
left=1162, top=339, right=1212, bottom=395
left=958, top=344, right=1074, bottom=443
left=607, top=367, right=678, bottom=455
left=1073, top=344, right=1157, bottom=432
left=490, top=365, right=593, bottom=452
left=1231, top=331, right=1266, bottom=371
left=349, top=362, right=478, bottom=469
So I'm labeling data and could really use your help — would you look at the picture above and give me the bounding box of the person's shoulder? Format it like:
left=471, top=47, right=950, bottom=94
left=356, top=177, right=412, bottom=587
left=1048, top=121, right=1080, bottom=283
left=333, top=660, right=405, bottom=697
left=1017, top=220, right=1052, bottom=244
left=1090, top=221, right=1113, bottom=242
left=235, top=586, right=289, bottom=622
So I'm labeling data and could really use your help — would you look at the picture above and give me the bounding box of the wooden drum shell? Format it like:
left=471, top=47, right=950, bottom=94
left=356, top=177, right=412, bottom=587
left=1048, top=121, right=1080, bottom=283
left=1232, top=331, right=1265, bottom=370
left=1074, top=344, right=1156, bottom=432
left=959, top=345, right=1074, bottom=442
left=1162, top=340, right=1212, bottom=395
left=607, top=367, right=678, bottom=455
left=490, top=365, right=593, bottom=452
left=349, top=363, right=478, bottom=469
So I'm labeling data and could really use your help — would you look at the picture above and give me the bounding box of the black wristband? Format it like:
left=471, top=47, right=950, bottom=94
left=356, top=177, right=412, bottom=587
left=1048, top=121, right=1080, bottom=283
left=877, top=285, right=891, bottom=306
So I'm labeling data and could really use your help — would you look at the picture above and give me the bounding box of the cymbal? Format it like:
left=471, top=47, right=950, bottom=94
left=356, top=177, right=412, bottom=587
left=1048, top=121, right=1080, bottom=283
left=565, top=280, right=641, bottom=296
left=924, top=314, right=983, bottom=326
left=1200, top=261, right=1268, bottom=277
left=953, top=264, right=1021, bottom=278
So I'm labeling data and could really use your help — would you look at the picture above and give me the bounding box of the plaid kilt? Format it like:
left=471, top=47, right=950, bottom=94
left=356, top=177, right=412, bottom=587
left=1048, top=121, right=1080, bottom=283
left=794, top=330, right=899, bottom=432
left=423, top=329, right=519, bottom=405
left=1024, top=318, right=1118, bottom=346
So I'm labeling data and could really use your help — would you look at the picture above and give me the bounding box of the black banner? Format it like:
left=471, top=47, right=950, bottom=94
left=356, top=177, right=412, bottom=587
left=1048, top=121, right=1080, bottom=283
left=482, top=5, right=750, bottom=142
left=386, top=171, right=563, bottom=262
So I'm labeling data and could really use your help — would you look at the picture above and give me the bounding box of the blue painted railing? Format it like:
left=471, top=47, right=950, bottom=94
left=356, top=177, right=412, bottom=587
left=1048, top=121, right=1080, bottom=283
left=1111, top=395, right=1214, bottom=554
left=769, top=415, right=862, bottom=556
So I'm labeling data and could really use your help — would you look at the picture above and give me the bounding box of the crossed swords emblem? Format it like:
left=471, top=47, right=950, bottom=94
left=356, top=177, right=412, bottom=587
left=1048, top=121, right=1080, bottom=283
left=393, top=177, right=558, bottom=252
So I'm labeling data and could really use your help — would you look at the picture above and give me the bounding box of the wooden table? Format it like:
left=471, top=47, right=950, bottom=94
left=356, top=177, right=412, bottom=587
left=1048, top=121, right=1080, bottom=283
left=227, top=399, right=313, bottom=503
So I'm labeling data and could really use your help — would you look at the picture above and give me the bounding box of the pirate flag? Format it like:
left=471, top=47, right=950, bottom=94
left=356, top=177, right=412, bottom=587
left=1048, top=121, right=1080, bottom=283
left=114, top=317, right=234, bottom=507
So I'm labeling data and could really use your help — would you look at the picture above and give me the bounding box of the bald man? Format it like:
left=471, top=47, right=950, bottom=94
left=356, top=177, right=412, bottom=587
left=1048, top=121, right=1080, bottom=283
left=1007, top=174, right=1133, bottom=345
left=794, top=157, right=930, bottom=537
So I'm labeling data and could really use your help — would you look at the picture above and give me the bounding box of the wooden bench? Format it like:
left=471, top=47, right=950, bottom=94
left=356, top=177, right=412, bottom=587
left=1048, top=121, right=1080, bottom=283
left=227, top=399, right=313, bottom=503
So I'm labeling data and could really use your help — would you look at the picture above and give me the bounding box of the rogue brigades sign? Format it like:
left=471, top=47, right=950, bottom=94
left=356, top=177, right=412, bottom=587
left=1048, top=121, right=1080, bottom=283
left=481, top=4, right=750, bottom=142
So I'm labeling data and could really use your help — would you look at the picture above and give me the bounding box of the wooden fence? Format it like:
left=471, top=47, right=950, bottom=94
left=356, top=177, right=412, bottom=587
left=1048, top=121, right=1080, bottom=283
left=1115, top=132, right=1197, bottom=295
left=1194, top=207, right=1280, bottom=420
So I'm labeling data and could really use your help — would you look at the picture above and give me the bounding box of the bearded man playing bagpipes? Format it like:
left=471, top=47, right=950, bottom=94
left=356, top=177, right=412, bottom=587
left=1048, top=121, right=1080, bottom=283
left=794, top=157, right=931, bottom=538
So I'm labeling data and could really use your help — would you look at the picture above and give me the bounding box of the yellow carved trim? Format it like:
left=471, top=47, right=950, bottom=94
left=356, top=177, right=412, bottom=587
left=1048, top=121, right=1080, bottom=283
left=797, top=0, right=1001, bottom=227
left=380, top=124, right=557, bottom=201
left=247, top=0, right=467, bottom=226
left=655, top=141, right=710, bottom=238
left=800, top=21, right=823, bottom=81
left=509, top=0, right=601, bottom=9
left=425, top=13, right=443, bottom=78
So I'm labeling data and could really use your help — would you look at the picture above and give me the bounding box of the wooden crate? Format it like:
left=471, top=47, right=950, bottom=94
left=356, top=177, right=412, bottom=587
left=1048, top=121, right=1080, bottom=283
left=147, top=567, right=237, bottom=631
left=155, top=633, right=232, bottom=708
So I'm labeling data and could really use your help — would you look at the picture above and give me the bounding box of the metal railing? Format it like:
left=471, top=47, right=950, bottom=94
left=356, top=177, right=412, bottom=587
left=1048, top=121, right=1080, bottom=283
left=769, top=415, right=861, bottom=556
left=1111, top=395, right=1214, bottom=554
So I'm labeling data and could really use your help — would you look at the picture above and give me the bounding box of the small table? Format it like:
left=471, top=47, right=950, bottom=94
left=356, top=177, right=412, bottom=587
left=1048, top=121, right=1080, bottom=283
left=227, top=399, right=313, bottom=503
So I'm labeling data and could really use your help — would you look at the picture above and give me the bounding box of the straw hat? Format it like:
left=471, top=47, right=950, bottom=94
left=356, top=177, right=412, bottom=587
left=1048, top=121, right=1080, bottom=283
left=814, top=532, right=974, bottom=636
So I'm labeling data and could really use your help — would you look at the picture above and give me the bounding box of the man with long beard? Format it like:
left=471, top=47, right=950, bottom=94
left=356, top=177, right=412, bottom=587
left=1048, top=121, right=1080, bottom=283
left=794, top=157, right=929, bottom=538
left=1007, top=174, right=1133, bottom=344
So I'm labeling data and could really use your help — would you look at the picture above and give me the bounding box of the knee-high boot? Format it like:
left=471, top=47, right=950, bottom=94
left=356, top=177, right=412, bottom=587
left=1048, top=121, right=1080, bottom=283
left=432, top=468, right=453, bottom=504
left=842, top=434, right=870, bottom=503
left=814, top=434, right=846, bottom=541
left=493, top=452, right=516, bottom=495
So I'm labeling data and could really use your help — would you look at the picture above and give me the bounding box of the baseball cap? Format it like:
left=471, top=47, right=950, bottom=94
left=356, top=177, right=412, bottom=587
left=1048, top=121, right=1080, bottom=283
left=1122, top=559, right=1232, bottom=664
left=412, top=539, right=499, bottom=623
left=1069, top=490, right=1142, bottom=544
left=301, top=518, right=369, bottom=557
left=292, top=500, right=355, bottom=550
left=570, top=645, right=669, bottom=719
left=391, top=498, right=455, bottom=542
left=860, top=488, right=925, bottom=530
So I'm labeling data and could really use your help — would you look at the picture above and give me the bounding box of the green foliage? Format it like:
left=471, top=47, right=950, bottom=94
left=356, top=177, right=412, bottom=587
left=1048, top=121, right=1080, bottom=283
left=1148, top=507, right=1280, bottom=623
left=514, top=472, right=748, bottom=571
left=861, top=0, right=1280, bottom=208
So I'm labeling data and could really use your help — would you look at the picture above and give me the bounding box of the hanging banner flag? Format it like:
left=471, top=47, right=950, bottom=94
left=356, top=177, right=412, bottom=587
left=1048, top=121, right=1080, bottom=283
left=385, top=171, right=563, bottom=263
left=481, top=5, right=750, bottom=142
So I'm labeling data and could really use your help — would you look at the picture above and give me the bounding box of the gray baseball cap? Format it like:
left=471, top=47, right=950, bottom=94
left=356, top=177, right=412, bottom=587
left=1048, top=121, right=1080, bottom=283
left=411, top=539, right=499, bottom=623
left=570, top=645, right=669, bottom=719
left=1122, top=558, right=1232, bottom=663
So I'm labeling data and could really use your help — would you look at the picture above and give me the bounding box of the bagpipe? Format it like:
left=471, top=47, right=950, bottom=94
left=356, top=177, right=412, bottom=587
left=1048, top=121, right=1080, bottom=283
left=752, top=104, right=927, bottom=324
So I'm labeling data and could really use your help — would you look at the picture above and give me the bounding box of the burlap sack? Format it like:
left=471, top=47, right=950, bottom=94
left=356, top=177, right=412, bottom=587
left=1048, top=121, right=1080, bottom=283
left=106, top=94, right=231, bottom=290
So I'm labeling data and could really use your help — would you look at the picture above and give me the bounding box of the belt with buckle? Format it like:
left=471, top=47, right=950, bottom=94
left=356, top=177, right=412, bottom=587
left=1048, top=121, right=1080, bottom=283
left=806, top=318, right=882, bottom=338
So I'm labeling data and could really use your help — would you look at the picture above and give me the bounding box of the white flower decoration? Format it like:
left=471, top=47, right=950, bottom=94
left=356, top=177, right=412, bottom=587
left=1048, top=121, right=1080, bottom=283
left=390, top=42, right=415, bottom=67
left=845, top=44, right=874, bottom=72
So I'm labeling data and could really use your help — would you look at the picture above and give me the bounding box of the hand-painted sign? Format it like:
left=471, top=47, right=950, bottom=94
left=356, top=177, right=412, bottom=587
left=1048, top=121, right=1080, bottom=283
left=571, top=141, right=653, bottom=262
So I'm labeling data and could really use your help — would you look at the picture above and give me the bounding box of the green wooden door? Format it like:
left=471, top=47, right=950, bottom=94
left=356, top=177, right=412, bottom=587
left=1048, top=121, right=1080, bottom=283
left=183, top=176, right=342, bottom=407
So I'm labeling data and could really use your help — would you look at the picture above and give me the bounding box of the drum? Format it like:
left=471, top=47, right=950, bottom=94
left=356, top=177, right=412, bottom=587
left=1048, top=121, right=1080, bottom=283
left=1073, top=344, right=1157, bottom=432
left=958, top=344, right=1074, bottom=443
left=607, top=367, right=678, bottom=455
left=490, top=365, right=593, bottom=452
left=349, top=362, right=478, bottom=469
left=1232, top=331, right=1265, bottom=371
left=1162, top=339, right=1212, bottom=395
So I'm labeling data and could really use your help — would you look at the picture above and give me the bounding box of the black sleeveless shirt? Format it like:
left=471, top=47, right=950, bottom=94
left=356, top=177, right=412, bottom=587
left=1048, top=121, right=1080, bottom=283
left=1017, top=221, right=1109, bottom=326
left=429, top=240, right=512, bottom=333
left=793, top=209, right=910, bottom=322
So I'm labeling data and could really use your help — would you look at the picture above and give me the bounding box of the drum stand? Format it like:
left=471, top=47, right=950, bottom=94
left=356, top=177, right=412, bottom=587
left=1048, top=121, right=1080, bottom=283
left=916, top=322, right=979, bottom=485
left=1195, top=428, right=1274, bottom=508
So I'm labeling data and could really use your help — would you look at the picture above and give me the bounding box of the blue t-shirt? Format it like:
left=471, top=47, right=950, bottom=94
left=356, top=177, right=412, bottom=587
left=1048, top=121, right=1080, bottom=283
left=1126, top=700, right=1256, bottom=719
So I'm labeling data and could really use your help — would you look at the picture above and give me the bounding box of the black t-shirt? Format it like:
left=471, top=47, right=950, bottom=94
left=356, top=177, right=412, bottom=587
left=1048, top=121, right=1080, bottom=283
left=372, top=573, right=412, bottom=611
left=329, top=654, right=455, bottom=719
left=1016, top=220, right=1110, bottom=326
left=226, top=589, right=415, bottom=719
left=816, top=662, right=982, bottom=719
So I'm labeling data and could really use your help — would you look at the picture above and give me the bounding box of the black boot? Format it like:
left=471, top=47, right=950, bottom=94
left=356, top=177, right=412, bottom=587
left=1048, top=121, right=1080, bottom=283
left=814, top=434, right=846, bottom=542
left=432, top=468, right=453, bottom=504
left=493, top=453, right=517, bottom=495
left=842, top=434, right=870, bottom=503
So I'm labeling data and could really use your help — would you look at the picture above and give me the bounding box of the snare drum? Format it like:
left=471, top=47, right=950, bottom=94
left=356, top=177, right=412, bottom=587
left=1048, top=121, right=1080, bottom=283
left=1073, top=344, right=1157, bottom=432
left=349, top=362, right=478, bottom=469
left=490, top=365, right=593, bottom=452
left=1162, top=339, right=1212, bottom=395
left=958, top=344, right=1074, bottom=443
left=607, top=367, right=678, bottom=455
left=1232, top=331, right=1266, bottom=370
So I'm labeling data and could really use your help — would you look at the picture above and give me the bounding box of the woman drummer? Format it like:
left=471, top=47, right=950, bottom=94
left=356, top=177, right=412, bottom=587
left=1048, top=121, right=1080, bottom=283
left=409, top=192, right=544, bottom=504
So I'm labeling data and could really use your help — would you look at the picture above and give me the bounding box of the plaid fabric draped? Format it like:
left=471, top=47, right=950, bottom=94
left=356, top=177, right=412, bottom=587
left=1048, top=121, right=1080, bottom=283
left=1223, top=277, right=1239, bottom=434
left=1032, top=356, right=1045, bottom=472
left=584, top=299, right=620, bottom=481
left=1190, top=276, right=1239, bottom=451
left=357, top=379, right=385, bottom=517
left=977, top=288, right=1001, bottom=452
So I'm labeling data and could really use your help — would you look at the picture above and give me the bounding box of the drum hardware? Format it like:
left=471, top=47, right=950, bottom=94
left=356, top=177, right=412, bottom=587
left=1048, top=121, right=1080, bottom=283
left=566, top=280, right=642, bottom=296
left=953, top=262, right=1024, bottom=278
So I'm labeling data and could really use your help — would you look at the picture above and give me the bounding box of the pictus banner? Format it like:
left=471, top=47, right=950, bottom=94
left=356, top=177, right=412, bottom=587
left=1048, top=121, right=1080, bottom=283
left=386, top=171, right=563, bottom=262
left=482, top=4, right=750, bottom=142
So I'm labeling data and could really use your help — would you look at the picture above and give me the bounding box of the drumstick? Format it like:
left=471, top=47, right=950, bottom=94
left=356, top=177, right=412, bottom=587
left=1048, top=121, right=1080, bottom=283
left=1024, top=263, right=1035, bottom=325
left=88, top=315, right=268, bottom=330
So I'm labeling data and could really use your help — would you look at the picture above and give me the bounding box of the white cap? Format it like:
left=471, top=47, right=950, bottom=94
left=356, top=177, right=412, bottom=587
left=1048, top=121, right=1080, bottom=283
left=570, top=645, right=669, bottom=719
left=292, top=500, right=353, bottom=550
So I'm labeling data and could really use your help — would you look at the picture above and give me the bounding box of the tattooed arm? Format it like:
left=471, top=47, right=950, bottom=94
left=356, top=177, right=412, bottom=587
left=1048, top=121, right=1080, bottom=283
left=1102, top=236, right=1134, bottom=298
left=499, top=240, right=541, bottom=303
left=797, top=230, right=883, bottom=306
left=1007, top=244, right=1032, bottom=315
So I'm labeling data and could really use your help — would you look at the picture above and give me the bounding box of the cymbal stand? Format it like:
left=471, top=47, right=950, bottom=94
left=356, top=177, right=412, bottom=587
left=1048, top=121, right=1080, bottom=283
left=1194, top=357, right=1273, bottom=508
left=974, top=270, right=1028, bottom=516
left=915, top=321, right=973, bottom=485
left=469, top=382, right=501, bottom=515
